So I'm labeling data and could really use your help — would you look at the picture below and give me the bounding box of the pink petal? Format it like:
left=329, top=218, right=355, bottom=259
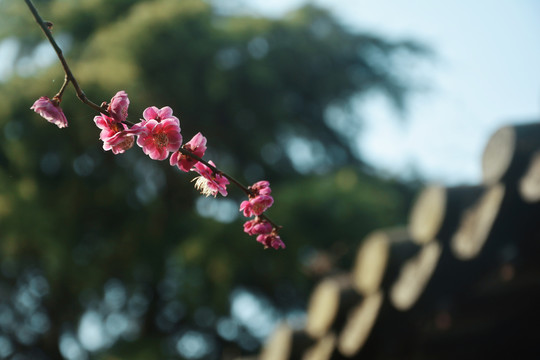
left=158, top=107, right=173, bottom=118
left=143, top=106, right=159, bottom=121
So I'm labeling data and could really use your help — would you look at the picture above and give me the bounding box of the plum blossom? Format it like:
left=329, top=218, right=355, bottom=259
left=256, top=232, right=286, bottom=250
left=239, top=180, right=274, bottom=217
left=30, top=96, right=68, bottom=128
left=135, top=105, right=182, bottom=160
left=243, top=217, right=273, bottom=236
left=251, top=180, right=272, bottom=196
left=191, top=161, right=229, bottom=197
left=107, top=90, right=129, bottom=122
left=136, top=118, right=182, bottom=160
left=94, top=114, right=143, bottom=154
left=238, top=180, right=283, bottom=249
left=239, top=195, right=274, bottom=217
left=170, top=132, right=207, bottom=172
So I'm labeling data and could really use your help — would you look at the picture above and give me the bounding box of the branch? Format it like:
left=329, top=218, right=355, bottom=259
left=25, top=0, right=284, bottom=246
left=177, top=147, right=282, bottom=230
left=24, top=0, right=109, bottom=115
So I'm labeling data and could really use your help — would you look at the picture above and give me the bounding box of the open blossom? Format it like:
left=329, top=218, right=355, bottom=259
left=94, top=114, right=143, bottom=154
left=107, top=91, right=129, bottom=122
left=239, top=195, right=274, bottom=217
left=136, top=118, right=182, bottom=160
left=170, top=132, right=207, bottom=172
left=256, top=232, right=286, bottom=250
left=191, top=161, right=229, bottom=197
left=30, top=96, right=68, bottom=128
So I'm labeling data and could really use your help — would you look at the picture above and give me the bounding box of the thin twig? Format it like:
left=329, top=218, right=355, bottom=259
left=54, top=74, right=69, bottom=100
left=24, top=0, right=109, bottom=115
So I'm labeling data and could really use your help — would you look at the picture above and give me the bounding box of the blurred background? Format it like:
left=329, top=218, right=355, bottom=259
left=0, top=0, right=538, bottom=359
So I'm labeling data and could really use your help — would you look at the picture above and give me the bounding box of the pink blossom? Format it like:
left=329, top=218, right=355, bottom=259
left=251, top=181, right=272, bottom=196
left=136, top=119, right=182, bottom=160
left=170, top=132, right=207, bottom=172
left=240, top=181, right=274, bottom=216
left=239, top=194, right=274, bottom=217
left=191, top=161, right=229, bottom=197
left=94, top=114, right=143, bottom=154
left=142, top=106, right=178, bottom=124
left=256, top=233, right=286, bottom=250
left=243, top=218, right=273, bottom=236
left=107, top=91, right=129, bottom=122
left=30, top=96, right=68, bottom=128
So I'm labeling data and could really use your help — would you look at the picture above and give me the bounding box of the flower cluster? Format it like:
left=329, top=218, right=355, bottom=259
left=240, top=181, right=285, bottom=249
left=31, top=91, right=284, bottom=250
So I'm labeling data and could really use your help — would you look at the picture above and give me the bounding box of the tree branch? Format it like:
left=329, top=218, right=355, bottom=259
left=24, top=0, right=109, bottom=115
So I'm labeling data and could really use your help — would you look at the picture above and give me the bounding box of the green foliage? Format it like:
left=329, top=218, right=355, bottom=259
left=0, top=0, right=424, bottom=358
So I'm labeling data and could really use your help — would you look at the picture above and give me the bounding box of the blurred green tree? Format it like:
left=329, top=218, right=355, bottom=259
left=0, top=0, right=425, bottom=358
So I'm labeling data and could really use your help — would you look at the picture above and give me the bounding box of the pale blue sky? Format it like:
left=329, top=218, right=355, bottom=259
left=231, top=0, right=540, bottom=184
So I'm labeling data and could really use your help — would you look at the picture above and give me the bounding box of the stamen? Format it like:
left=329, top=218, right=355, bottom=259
left=192, top=176, right=215, bottom=197
left=111, top=122, right=122, bottom=132
left=153, top=132, right=169, bottom=148
left=118, top=137, right=134, bottom=151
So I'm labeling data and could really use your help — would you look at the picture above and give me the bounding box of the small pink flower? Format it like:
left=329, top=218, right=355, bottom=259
left=30, top=96, right=68, bottom=128
left=243, top=218, right=273, bottom=236
left=94, top=114, right=143, bottom=154
left=142, top=106, right=178, bottom=124
left=136, top=118, right=182, bottom=160
left=251, top=181, right=272, bottom=196
left=170, top=132, right=207, bottom=172
left=107, top=91, right=129, bottom=122
left=256, top=232, right=285, bottom=250
left=239, top=194, right=274, bottom=217
left=191, top=161, right=229, bottom=197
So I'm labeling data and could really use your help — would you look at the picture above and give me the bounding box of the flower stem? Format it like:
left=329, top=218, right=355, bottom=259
left=54, top=75, right=69, bottom=100
left=24, top=0, right=109, bottom=115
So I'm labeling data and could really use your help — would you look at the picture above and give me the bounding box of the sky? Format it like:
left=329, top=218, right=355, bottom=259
left=231, top=0, right=540, bottom=185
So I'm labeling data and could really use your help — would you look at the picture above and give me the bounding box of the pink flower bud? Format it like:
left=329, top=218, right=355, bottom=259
left=243, top=218, right=273, bottom=236
left=30, top=96, right=68, bottom=128
left=107, top=90, right=129, bottom=122
left=251, top=181, right=271, bottom=196
left=256, top=233, right=285, bottom=250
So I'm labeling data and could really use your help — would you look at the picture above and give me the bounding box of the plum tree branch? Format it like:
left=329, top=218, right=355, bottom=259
left=24, top=0, right=109, bottom=115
